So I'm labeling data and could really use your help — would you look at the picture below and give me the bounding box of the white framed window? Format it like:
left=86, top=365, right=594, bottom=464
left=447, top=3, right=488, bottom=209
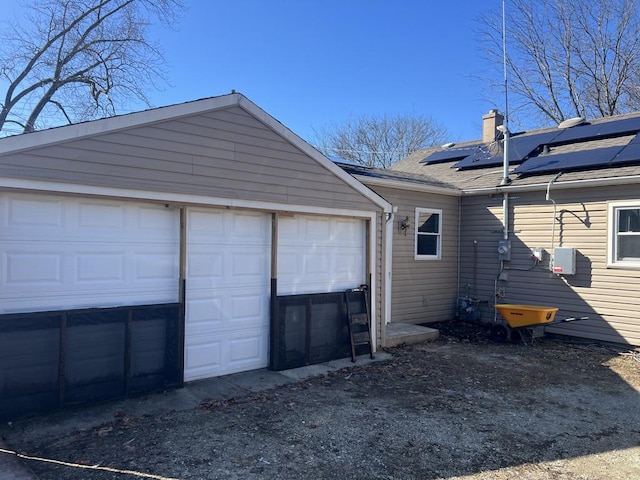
left=608, top=201, right=640, bottom=268
left=414, top=207, right=442, bottom=260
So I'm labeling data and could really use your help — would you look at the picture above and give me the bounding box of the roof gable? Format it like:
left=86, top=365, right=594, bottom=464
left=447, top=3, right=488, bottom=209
left=0, top=93, right=392, bottom=212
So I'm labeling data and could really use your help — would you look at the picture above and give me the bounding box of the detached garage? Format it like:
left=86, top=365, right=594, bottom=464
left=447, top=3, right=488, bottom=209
left=0, top=93, right=391, bottom=419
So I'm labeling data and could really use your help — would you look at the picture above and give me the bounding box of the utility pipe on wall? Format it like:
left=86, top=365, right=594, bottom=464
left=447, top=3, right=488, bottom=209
left=546, top=173, right=562, bottom=271
left=497, top=124, right=511, bottom=241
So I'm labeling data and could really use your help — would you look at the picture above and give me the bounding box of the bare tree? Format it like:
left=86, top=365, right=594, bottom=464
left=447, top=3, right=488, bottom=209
left=313, top=113, right=449, bottom=168
left=479, top=0, right=640, bottom=126
left=0, top=0, right=185, bottom=136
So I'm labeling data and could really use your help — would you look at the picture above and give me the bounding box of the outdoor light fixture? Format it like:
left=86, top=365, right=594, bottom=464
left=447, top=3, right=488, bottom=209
left=398, top=216, right=411, bottom=235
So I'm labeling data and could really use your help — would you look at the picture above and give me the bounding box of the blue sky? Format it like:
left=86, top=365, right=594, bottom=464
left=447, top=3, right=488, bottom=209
left=3, top=1, right=504, bottom=143
left=149, top=1, right=503, bottom=143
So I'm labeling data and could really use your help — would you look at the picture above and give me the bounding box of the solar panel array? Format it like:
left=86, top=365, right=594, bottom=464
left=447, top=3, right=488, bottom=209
left=512, top=146, right=626, bottom=175
left=452, top=130, right=563, bottom=170
left=421, top=115, right=640, bottom=177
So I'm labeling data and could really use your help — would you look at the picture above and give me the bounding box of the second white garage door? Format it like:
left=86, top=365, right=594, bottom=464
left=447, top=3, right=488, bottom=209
left=184, top=208, right=271, bottom=381
left=184, top=210, right=367, bottom=381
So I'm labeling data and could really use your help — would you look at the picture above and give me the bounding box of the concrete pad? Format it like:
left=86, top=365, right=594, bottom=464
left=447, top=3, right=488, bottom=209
left=385, top=322, right=439, bottom=347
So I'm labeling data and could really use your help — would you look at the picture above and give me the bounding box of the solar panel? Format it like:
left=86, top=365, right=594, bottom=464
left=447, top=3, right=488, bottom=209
left=512, top=146, right=625, bottom=175
left=420, top=145, right=476, bottom=164
left=612, top=133, right=640, bottom=165
left=553, top=116, right=640, bottom=144
left=453, top=130, right=563, bottom=170
left=451, top=144, right=501, bottom=169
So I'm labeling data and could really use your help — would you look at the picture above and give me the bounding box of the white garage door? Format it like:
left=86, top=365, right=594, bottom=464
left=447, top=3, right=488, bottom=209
left=278, top=215, right=366, bottom=295
left=184, top=208, right=271, bottom=381
left=0, top=192, right=179, bottom=314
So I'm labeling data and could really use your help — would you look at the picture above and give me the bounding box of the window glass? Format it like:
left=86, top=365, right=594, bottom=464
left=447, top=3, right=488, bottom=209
left=415, top=208, right=442, bottom=259
left=617, top=208, right=640, bottom=261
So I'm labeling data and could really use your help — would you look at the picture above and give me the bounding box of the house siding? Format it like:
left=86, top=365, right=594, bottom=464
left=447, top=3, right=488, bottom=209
left=460, top=186, right=640, bottom=345
left=0, top=106, right=377, bottom=212
left=371, top=185, right=460, bottom=325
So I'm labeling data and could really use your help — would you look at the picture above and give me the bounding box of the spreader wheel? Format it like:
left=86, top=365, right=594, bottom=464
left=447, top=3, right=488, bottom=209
left=490, top=324, right=511, bottom=343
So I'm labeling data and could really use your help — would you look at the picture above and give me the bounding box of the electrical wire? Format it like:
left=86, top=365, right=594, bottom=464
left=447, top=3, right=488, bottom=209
left=0, top=447, right=179, bottom=480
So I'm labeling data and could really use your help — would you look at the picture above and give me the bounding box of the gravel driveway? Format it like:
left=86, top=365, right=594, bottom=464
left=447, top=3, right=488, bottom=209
left=2, top=325, right=640, bottom=480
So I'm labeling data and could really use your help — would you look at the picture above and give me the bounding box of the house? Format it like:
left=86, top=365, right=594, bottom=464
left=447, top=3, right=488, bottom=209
left=5, top=92, right=639, bottom=421
left=0, top=93, right=393, bottom=419
left=344, top=109, right=640, bottom=347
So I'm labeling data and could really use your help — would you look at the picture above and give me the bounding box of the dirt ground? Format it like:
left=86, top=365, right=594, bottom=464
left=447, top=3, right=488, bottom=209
left=3, top=322, right=640, bottom=480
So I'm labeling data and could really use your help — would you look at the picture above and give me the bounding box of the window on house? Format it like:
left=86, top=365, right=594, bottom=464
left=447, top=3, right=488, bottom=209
left=609, top=203, right=640, bottom=267
left=414, top=208, right=442, bottom=260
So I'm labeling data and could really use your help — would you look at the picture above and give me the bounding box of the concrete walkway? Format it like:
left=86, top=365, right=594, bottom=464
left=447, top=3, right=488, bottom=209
left=0, top=352, right=392, bottom=479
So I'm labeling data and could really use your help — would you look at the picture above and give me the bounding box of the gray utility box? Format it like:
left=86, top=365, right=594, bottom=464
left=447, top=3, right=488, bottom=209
left=553, top=247, right=576, bottom=275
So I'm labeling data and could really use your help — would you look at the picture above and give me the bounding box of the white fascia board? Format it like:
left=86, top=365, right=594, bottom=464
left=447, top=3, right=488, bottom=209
left=354, top=174, right=461, bottom=197
left=238, top=96, right=393, bottom=214
left=0, top=94, right=242, bottom=155
left=0, top=177, right=378, bottom=220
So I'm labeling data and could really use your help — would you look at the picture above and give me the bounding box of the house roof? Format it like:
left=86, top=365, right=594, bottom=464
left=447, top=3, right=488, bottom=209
left=0, top=93, right=393, bottom=213
left=337, top=162, right=461, bottom=196
left=389, top=111, right=640, bottom=194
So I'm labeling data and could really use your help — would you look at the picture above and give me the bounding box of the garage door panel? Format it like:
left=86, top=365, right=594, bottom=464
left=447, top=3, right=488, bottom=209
left=278, top=215, right=365, bottom=296
left=0, top=193, right=179, bottom=314
left=186, top=288, right=266, bottom=332
left=231, top=252, right=267, bottom=278
left=184, top=208, right=270, bottom=381
left=335, top=251, right=365, bottom=275
left=3, top=196, right=64, bottom=229
left=184, top=327, right=268, bottom=381
left=230, top=293, right=266, bottom=322
left=184, top=336, right=223, bottom=379
left=6, top=253, right=63, bottom=284
left=230, top=212, right=269, bottom=238
left=186, top=298, right=222, bottom=326
left=187, top=253, right=223, bottom=279
left=77, top=254, right=124, bottom=281
left=134, top=252, right=178, bottom=280
left=303, top=217, right=331, bottom=237
left=228, top=329, right=268, bottom=365
left=78, top=202, right=125, bottom=228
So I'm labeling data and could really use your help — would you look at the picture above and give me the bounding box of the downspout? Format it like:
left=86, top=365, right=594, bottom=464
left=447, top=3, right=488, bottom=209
left=495, top=123, right=510, bottom=321
left=384, top=208, right=396, bottom=326
left=456, top=197, right=461, bottom=298
left=498, top=124, right=512, bottom=241
left=546, top=173, right=562, bottom=271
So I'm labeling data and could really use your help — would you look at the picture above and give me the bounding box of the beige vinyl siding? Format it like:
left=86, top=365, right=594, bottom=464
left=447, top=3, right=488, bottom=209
left=460, top=186, right=640, bottom=345
left=0, top=106, right=376, bottom=212
left=371, top=185, right=459, bottom=325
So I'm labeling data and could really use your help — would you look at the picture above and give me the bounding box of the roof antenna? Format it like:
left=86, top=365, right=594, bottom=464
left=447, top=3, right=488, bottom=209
left=499, top=0, right=511, bottom=186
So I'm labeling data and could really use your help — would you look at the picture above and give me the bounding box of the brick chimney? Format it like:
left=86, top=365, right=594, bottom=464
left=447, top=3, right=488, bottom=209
left=482, top=109, right=504, bottom=143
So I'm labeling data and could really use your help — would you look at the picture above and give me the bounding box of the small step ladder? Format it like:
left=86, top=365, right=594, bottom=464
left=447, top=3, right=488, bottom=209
left=345, top=285, right=374, bottom=362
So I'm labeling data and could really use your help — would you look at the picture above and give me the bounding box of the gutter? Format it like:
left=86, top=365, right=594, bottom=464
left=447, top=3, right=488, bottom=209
left=461, top=174, right=640, bottom=195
